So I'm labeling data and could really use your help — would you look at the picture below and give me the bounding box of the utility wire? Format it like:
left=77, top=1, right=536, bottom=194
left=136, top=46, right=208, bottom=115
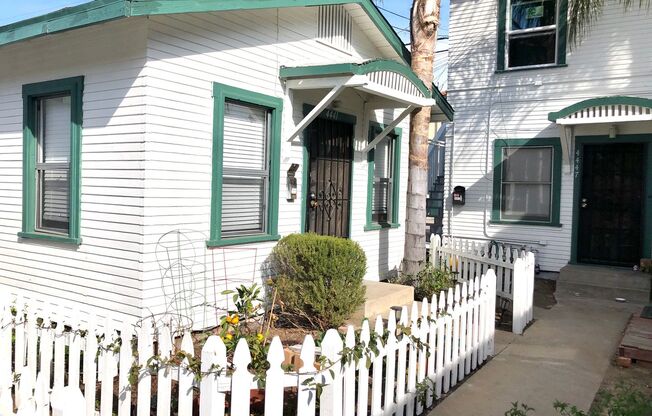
left=378, top=6, right=410, bottom=21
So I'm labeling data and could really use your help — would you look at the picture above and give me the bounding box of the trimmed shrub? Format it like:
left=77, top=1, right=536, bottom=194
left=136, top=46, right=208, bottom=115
left=270, top=233, right=366, bottom=330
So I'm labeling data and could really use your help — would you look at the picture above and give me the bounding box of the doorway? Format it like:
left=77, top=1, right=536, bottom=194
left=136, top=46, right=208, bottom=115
left=577, top=143, right=645, bottom=266
left=304, top=117, right=354, bottom=238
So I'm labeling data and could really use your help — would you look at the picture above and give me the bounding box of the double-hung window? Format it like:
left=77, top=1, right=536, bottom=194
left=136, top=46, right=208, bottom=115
left=208, top=83, right=281, bottom=247
left=20, top=77, right=83, bottom=244
left=497, top=0, right=568, bottom=70
left=366, top=122, right=401, bottom=230
left=492, top=138, right=561, bottom=226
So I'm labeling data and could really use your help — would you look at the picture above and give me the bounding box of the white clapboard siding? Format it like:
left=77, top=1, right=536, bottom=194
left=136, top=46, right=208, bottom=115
left=446, top=0, right=652, bottom=272
left=0, top=18, right=148, bottom=323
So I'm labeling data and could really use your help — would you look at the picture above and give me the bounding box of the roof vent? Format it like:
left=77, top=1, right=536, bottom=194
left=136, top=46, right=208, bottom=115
left=318, top=5, right=352, bottom=53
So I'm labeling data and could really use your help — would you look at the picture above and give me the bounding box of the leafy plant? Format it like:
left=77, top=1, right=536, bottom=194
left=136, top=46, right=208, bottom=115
left=507, top=383, right=652, bottom=416
left=270, top=233, right=367, bottom=330
left=505, top=402, right=535, bottom=416
left=392, top=263, right=456, bottom=300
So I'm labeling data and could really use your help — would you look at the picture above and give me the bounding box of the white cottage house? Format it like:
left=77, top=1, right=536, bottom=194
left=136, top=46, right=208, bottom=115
left=0, top=0, right=453, bottom=326
left=445, top=0, right=652, bottom=278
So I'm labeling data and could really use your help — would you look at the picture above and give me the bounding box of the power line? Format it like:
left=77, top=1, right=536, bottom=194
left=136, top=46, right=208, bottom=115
left=378, top=6, right=410, bottom=21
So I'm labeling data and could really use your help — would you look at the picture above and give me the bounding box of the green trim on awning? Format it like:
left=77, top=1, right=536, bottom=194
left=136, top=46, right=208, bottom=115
left=280, top=60, right=454, bottom=121
left=280, top=59, right=430, bottom=97
left=0, top=0, right=411, bottom=64
left=548, top=96, right=652, bottom=122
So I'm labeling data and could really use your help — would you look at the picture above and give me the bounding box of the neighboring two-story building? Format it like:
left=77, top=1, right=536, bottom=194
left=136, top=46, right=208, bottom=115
left=445, top=0, right=652, bottom=276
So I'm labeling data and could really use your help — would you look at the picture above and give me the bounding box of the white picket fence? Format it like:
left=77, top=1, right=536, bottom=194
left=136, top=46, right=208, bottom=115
left=429, top=234, right=535, bottom=334
left=0, top=271, right=496, bottom=416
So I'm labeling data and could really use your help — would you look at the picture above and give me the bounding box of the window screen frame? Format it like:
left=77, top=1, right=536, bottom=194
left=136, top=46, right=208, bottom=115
left=208, top=83, right=282, bottom=247
left=365, top=121, right=402, bottom=231
left=497, top=0, right=568, bottom=71
left=19, top=76, right=83, bottom=245
left=491, top=138, right=562, bottom=226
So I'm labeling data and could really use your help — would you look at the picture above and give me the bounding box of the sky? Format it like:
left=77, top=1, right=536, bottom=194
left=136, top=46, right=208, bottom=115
left=0, top=0, right=450, bottom=40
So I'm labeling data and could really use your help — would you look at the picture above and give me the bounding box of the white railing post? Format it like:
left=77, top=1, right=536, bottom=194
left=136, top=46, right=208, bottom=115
left=512, top=258, right=526, bottom=334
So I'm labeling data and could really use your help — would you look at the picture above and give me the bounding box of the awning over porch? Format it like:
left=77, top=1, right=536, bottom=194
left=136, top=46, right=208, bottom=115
left=281, top=59, right=453, bottom=151
left=548, top=96, right=652, bottom=125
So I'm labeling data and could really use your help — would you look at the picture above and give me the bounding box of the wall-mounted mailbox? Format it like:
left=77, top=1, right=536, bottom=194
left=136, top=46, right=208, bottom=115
left=287, top=163, right=299, bottom=201
left=453, top=186, right=466, bottom=205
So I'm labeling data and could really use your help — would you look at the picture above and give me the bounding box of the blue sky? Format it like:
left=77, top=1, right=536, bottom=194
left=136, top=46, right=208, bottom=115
left=0, top=0, right=450, bottom=41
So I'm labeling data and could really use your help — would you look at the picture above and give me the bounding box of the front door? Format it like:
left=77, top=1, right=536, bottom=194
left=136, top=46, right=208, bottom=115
left=578, top=143, right=645, bottom=266
left=305, top=117, right=354, bottom=238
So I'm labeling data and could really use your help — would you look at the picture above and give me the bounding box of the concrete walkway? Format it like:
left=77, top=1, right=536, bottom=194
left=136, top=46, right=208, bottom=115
left=430, top=294, right=641, bottom=416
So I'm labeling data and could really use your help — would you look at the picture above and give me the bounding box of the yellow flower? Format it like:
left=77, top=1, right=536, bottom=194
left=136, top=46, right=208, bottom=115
left=256, top=333, right=264, bottom=342
left=225, top=315, right=232, bottom=323
left=225, top=333, right=233, bottom=340
left=231, top=314, right=240, bottom=325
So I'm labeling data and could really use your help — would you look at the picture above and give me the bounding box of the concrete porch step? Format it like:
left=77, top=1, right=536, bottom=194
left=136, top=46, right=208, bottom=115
left=558, top=264, right=651, bottom=304
left=347, top=281, right=414, bottom=326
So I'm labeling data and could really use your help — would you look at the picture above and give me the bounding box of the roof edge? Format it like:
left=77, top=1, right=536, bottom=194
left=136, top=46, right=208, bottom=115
left=548, top=96, right=652, bottom=122
left=0, top=0, right=412, bottom=65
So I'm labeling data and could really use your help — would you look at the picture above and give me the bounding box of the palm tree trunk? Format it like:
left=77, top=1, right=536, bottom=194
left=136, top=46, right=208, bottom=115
left=403, top=0, right=440, bottom=275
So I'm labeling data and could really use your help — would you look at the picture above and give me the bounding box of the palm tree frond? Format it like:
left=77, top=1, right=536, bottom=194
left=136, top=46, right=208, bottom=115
left=568, top=0, right=651, bottom=46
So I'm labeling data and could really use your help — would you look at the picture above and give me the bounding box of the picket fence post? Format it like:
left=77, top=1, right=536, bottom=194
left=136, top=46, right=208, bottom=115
left=200, top=335, right=227, bottom=416
left=264, top=337, right=284, bottom=416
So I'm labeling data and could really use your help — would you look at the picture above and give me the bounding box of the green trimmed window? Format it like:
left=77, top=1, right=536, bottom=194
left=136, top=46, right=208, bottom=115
left=497, top=0, right=568, bottom=70
left=208, top=83, right=282, bottom=247
left=365, top=122, right=401, bottom=231
left=19, top=76, right=83, bottom=245
left=492, top=138, right=561, bottom=226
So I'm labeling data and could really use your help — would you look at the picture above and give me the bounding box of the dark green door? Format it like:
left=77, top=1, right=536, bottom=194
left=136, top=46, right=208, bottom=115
left=305, top=118, right=353, bottom=238
left=578, top=143, right=645, bottom=266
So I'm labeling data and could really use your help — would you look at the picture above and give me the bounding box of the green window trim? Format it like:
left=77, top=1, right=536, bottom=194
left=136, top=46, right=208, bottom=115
left=496, top=0, right=568, bottom=71
left=365, top=121, right=402, bottom=231
left=491, top=138, right=562, bottom=227
left=207, top=82, right=282, bottom=248
left=20, top=76, right=84, bottom=245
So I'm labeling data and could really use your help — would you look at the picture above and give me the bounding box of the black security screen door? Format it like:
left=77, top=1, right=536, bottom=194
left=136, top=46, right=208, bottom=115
left=305, top=117, right=353, bottom=238
left=578, top=143, right=645, bottom=266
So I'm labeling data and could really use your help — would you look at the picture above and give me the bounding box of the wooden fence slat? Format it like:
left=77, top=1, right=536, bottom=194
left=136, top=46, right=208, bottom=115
left=67, top=310, right=81, bottom=390
left=199, top=335, right=227, bottom=416
left=137, top=322, right=154, bottom=416
left=434, top=292, right=445, bottom=399
left=99, top=319, right=116, bottom=416
left=370, top=317, right=384, bottom=416
left=343, top=327, right=356, bottom=416
left=416, top=301, right=429, bottom=415
left=395, top=307, right=408, bottom=416
left=53, top=308, right=66, bottom=390
left=156, top=326, right=173, bottom=416
left=118, top=324, right=134, bottom=416
left=458, top=281, right=468, bottom=380
left=384, top=311, right=398, bottom=416
left=177, top=332, right=194, bottom=416
left=450, top=287, right=460, bottom=388
left=14, top=298, right=26, bottom=384
left=297, top=335, right=317, bottom=416
left=231, top=339, right=253, bottom=416
left=356, top=321, right=370, bottom=416
left=320, top=329, right=344, bottom=416
left=264, top=337, right=284, bottom=416
left=425, top=295, right=436, bottom=408
left=0, top=298, right=12, bottom=393
left=83, top=315, right=98, bottom=416
left=405, top=303, right=419, bottom=416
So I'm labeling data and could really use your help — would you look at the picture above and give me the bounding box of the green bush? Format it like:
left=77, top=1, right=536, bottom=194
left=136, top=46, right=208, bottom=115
left=392, top=263, right=456, bottom=300
left=270, top=233, right=367, bottom=330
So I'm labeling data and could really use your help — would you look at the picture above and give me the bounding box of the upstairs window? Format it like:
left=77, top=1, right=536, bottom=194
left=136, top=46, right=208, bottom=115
left=20, top=77, right=83, bottom=245
left=497, top=0, right=568, bottom=70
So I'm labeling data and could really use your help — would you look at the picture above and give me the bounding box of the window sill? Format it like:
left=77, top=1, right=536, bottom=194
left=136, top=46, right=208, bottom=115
left=206, top=234, right=280, bottom=248
left=489, top=220, right=562, bottom=228
left=364, top=222, right=400, bottom=232
left=18, top=231, right=82, bottom=245
left=495, top=63, right=567, bottom=74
